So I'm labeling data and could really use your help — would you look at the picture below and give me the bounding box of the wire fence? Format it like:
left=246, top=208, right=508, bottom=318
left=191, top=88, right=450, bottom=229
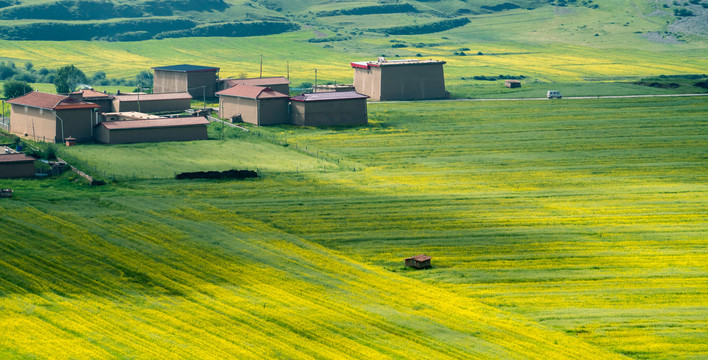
left=0, top=115, right=9, bottom=132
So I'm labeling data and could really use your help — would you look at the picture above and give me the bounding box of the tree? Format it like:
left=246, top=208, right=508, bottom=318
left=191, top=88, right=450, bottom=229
left=3, top=80, right=33, bottom=99
left=54, top=65, right=87, bottom=94
left=135, top=70, right=153, bottom=87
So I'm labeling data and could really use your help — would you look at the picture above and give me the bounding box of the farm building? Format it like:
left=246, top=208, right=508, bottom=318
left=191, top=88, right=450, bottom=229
left=7, top=91, right=100, bottom=143
left=70, top=89, right=113, bottom=116
left=290, top=91, right=369, bottom=127
left=219, top=77, right=291, bottom=96
left=351, top=58, right=447, bottom=101
left=216, top=85, right=289, bottom=126
left=505, top=80, right=521, bottom=88
left=0, top=153, right=36, bottom=178
left=405, top=254, right=432, bottom=269
left=112, top=92, right=192, bottom=114
left=94, top=117, right=210, bottom=144
left=152, top=64, right=220, bottom=99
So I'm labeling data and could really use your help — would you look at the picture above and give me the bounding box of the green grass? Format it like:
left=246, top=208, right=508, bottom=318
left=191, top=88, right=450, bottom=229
left=1, top=97, right=705, bottom=358
left=59, top=124, right=339, bottom=180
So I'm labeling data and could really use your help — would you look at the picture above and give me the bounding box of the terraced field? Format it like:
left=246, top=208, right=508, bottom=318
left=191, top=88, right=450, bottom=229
left=1, top=97, right=706, bottom=358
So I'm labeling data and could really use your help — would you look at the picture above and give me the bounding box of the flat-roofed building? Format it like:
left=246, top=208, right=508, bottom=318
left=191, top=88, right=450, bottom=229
left=216, top=85, right=289, bottom=126
left=152, top=64, right=220, bottom=98
left=0, top=153, right=36, bottom=178
left=112, top=92, right=192, bottom=114
left=7, top=91, right=100, bottom=143
left=290, top=91, right=369, bottom=127
left=219, top=77, right=290, bottom=96
left=351, top=58, right=447, bottom=101
left=94, top=117, right=210, bottom=144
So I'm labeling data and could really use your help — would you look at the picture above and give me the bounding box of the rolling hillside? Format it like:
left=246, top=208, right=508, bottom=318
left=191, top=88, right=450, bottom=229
left=0, top=0, right=705, bottom=41
left=1, top=97, right=706, bottom=359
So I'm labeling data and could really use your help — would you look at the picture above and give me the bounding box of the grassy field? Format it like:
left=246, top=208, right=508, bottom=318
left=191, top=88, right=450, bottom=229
left=1, top=96, right=706, bottom=358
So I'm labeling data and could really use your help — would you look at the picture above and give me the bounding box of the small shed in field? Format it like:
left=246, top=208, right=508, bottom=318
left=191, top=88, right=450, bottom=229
left=405, top=254, right=432, bottom=269
left=0, top=153, right=36, bottom=178
left=289, top=91, right=369, bottom=127
left=216, top=85, right=290, bottom=126
left=219, top=77, right=290, bottom=96
left=112, top=92, right=192, bottom=114
left=505, top=80, right=521, bottom=88
left=94, top=117, right=210, bottom=144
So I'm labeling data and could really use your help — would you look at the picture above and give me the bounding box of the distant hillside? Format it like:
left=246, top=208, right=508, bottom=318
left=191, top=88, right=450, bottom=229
left=0, top=0, right=705, bottom=41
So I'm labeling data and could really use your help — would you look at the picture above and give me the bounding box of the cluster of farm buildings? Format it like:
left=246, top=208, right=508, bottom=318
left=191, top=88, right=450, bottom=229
left=1, top=58, right=447, bottom=178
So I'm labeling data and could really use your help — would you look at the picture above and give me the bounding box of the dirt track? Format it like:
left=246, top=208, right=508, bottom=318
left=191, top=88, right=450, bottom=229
left=375, top=93, right=708, bottom=104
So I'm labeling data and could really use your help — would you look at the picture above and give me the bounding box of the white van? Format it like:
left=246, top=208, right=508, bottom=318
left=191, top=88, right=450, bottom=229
left=547, top=90, right=562, bottom=99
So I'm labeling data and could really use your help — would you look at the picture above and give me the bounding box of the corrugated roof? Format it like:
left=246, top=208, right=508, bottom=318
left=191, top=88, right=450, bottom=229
left=290, top=91, right=369, bottom=102
left=7, top=91, right=100, bottom=110
left=216, top=85, right=289, bottom=99
left=152, top=64, right=220, bottom=73
left=222, top=77, right=290, bottom=87
left=0, top=153, right=36, bottom=163
left=98, top=117, right=210, bottom=130
left=113, top=92, right=192, bottom=102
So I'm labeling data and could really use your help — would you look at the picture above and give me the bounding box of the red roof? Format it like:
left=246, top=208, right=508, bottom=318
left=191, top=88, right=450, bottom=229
left=71, top=89, right=112, bottom=99
left=405, top=254, right=432, bottom=262
left=216, top=85, right=289, bottom=99
left=98, top=117, right=210, bottom=130
left=0, top=153, right=36, bottom=163
left=290, top=91, right=369, bottom=102
left=7, top=91, right=100, bottom=110
left=113, top=93, right=192, bottom=102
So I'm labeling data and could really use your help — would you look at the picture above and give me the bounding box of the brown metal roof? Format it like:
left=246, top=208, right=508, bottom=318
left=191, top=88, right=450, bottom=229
left=71, top=89, right=112, bottom=99
left=290, top=91, right=369, bottom=102
left=223, top=77, right=290, bottom=87
left=113, top=92, right=192, bottom=102
left=405, top=254, right=432, bottom=262
left=98, top=117, right=210, bottom=130
left=7, top=91, right=100, bottom=110
left=216, top=85, right=289, bottom=99
left=0, top=153, right=36, bottom=163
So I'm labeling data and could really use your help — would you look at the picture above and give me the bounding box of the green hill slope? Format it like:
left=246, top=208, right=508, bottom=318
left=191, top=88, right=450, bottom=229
left=0, top=0, right=705, bottom=41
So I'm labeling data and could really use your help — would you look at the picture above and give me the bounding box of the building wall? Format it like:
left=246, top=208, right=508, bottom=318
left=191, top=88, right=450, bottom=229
left=266, top=84, right=290, bottom=96
left=153, top=71, right=188, bottom=94
left=89, top=99, right=114, bottom=119
left=379, top=63, right=446, bottom=100
left=219, top=97, right=259, bottom=124
left=112, top=98, right=191, bottom=113
left=258, top=98, right=289, bottom=126
left=353, top=67, right=382, bottom=101
left=354, top=63, right=447, bottom=101
left=95, top=125, right=208, bottom=144
left=290, top=99, right=367, bottom=127
left=187, top=71, right=219, bottom=98
left=57, top=108, right=95, bottom=142
left=9, top=104, right=58, bottom=142
left=0, top=161, right=35, bottom=178
left=219, top=97, right=289, bottom=126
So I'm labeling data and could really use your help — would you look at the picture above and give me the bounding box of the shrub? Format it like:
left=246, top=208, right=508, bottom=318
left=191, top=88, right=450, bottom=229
left=2, top=80, right=32, bottom=99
